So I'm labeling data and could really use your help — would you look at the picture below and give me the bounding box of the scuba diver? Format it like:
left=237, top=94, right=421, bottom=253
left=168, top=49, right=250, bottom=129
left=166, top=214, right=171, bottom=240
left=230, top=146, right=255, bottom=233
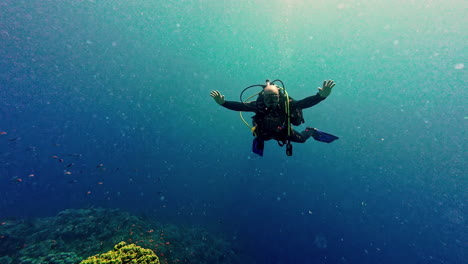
left=210, top=79, right=339, bottom=156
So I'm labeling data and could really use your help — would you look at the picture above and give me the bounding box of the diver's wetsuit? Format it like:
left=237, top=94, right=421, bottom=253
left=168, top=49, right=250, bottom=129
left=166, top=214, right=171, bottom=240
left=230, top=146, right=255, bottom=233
left=221, top=92, right=326, bottom=143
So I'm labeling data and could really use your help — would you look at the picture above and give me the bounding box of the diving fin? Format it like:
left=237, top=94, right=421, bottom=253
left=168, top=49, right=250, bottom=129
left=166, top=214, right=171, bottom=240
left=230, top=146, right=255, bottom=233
left=252, top=137, right=264, bottom=156
left=310, top=128, right=339, bottom=143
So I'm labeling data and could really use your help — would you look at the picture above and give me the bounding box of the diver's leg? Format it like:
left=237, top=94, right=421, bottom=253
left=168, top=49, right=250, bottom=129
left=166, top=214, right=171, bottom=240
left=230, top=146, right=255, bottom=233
left=287, top=129, right=312, bottom=143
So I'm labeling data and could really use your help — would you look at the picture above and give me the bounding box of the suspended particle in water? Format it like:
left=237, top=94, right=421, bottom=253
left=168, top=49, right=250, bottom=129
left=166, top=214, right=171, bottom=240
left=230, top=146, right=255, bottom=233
left=0, top=30, right=9, bottom=39
left=314, top=235, right=328, bottom=249
left=454, top=63, right=464, bottom=70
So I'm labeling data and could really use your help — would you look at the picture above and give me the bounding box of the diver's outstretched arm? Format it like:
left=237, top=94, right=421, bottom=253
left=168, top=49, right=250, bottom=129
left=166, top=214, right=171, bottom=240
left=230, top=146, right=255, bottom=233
left=210, top=90, right=256, bottom=111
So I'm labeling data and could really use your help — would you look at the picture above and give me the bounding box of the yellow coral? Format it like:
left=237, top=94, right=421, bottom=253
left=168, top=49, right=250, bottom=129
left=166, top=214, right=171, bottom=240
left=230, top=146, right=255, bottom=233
left=80, top=241, right=160, bottom=264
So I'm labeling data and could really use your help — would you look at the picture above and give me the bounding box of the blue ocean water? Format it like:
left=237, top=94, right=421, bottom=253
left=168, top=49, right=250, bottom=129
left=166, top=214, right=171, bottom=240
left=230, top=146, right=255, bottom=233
left=0, top=0, right=466, bottom=263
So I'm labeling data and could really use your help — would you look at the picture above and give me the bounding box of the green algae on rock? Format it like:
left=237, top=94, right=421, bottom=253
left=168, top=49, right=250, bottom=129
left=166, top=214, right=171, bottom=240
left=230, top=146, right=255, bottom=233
left=80, top=241, right=160, bottom=264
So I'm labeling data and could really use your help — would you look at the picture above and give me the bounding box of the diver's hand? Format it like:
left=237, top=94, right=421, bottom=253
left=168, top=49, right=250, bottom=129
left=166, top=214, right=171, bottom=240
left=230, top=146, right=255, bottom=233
left=210, top=90, right=225, bottom=105
left=318, top=80, right=336, bottom=98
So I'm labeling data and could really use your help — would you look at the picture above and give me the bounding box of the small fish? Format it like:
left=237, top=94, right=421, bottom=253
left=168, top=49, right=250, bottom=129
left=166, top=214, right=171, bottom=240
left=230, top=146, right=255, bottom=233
left=28, top=174, right=35, bottom=178
left=58, top=159, right=64, bottom=163
left=66, top=163, right=74, bottom=167
left=96, top=164, right=104, bottom=168
left=51, top=155, right=59, bottom=159
left=64, top=171, right=72, bottom=175
left=0, top=132, right=7, bottom=135
left=9, top=137, right=20, bottom=142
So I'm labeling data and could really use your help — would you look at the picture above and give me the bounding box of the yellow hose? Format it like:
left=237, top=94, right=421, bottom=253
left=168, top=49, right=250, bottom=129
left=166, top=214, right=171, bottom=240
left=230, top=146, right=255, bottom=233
left=239, top=91, right=261, bottom=136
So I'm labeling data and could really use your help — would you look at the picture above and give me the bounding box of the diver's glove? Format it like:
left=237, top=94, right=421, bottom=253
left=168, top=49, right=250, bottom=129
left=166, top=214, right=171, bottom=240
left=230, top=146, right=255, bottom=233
left=318, top=80, right=336, bottom=98
left=210, top=90, right=225, bottom=105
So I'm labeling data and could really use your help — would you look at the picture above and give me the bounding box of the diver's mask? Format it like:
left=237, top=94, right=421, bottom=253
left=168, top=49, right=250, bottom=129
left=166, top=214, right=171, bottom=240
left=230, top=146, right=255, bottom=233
left=263, top=93, right=280, bottom=107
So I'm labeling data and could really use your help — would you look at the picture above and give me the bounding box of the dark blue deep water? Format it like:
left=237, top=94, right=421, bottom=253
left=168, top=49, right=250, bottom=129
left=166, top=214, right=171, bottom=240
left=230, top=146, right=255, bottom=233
left=0, top=0, right=466, bottom=263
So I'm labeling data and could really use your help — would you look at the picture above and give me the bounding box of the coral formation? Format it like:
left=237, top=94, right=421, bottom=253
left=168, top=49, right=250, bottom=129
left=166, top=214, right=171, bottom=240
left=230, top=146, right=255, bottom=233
left=80, top=241, right=159, bottom=264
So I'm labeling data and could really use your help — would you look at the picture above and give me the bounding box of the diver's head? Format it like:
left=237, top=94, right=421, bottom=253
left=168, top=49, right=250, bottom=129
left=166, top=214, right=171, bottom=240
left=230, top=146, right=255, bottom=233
left=263, top=84, right=280, bottom=108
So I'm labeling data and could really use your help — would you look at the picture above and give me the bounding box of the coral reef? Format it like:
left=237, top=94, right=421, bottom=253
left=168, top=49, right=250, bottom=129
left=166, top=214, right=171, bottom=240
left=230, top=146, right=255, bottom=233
left=149, top=224, right=239, bottom=264
left=80, top=241, right=159, bottom=264
left=0, top=256, right=13, bottom=264
left=18, top=252, right=80, bottom=264
left=0, top=208, right=242, bottom=264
